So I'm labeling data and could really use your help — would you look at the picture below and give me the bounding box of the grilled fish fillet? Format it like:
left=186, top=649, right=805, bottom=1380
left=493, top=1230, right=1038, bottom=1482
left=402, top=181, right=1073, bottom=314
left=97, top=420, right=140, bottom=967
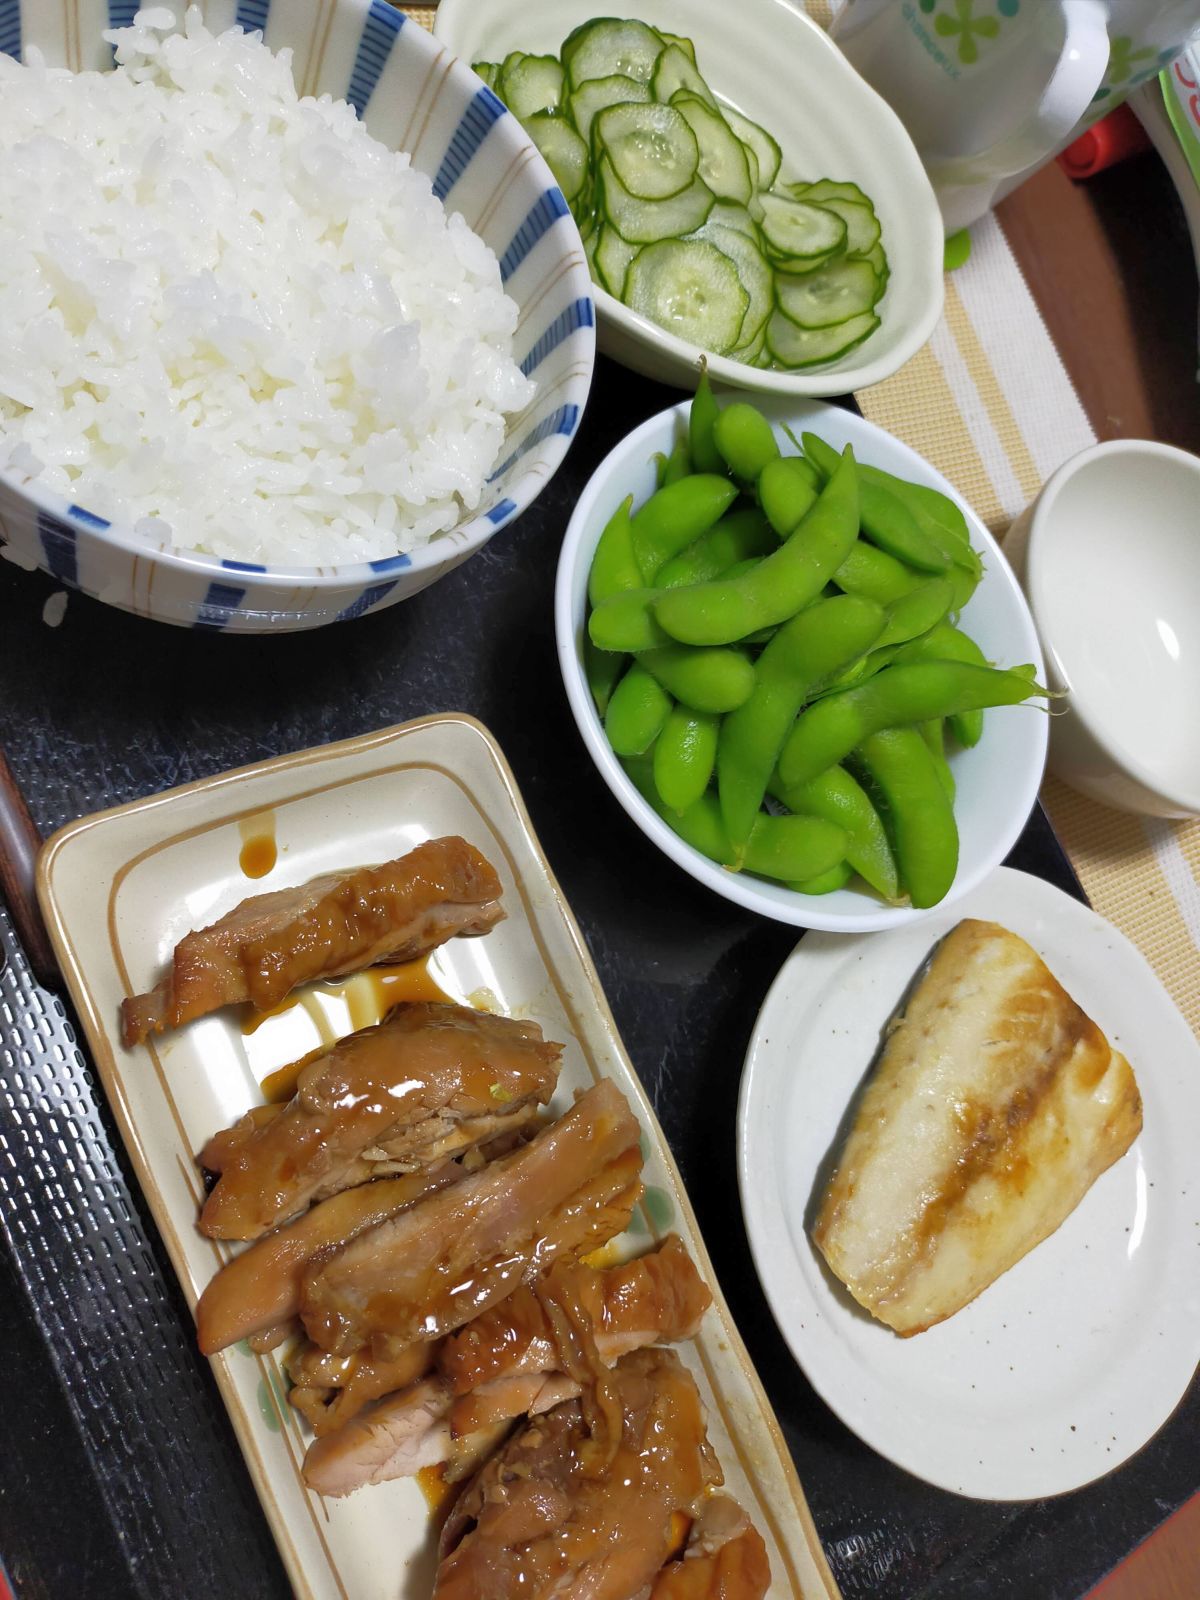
left=199, top=1002, right=560, bottom=1240
left=121, top=836, right=503, bottom=1046
left=811, top=919, right=1142, bottom=1336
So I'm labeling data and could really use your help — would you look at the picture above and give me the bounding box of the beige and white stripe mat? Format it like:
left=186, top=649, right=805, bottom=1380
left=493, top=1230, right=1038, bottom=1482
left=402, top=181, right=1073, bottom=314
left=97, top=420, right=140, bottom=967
left=411, top=1, right=1200, bottom=1037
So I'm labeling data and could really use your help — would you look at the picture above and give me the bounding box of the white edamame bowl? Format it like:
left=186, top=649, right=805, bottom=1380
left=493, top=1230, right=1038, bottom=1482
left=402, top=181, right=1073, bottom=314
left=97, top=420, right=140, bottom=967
left=555, top=398, right=1049, bottom=933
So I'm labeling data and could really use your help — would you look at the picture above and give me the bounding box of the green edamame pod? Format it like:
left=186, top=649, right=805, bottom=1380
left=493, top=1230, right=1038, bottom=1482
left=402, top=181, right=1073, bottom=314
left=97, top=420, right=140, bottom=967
left=637, top=643, right=756, bottom=714
left=588, top=495, right=641, bottom=607
left=630, top=475, right=738, bottom=583
left=653, top=445, right=860, bottom=646
left=653, top=707, right=718, bottom=813
left=714, top=402, right=780, bottom=483
left=742, top=811, right=847, bottom=884
left=791, top=860, right=854, bottom=895
left=758, top=456, right=819, bottom=538
left=891, top=620, right=990, bottom=747
left=689, top=365, right=725, bottom=475
left=588, top=588, right=673, bottom=652
left=851, top=726, right=959, bottom=908
left=834, top=539, right=977, bottom=611
left=585, top=637, right=626, bottom=717
left=605, top=663, right=673, bottom=757
left=625, top=764, right=847, bottom=884
left=770, top=764, right=900, bottom=902
left=860, top=466, right=972, bottom=546
left=821, top=582, right=953, bottom=696
left=777, top=660, right=1047, bottom=788
left=657, top=508, right=775, bottom=588
left=802, top=432, right=951, bottom=576
left=718, top=594, right=885, bottom=856
left=663, top=438, right=691, bottom=485
left=859, top=463, right=979, bottom=575
left=873, top=577, right=956, bottom=650
left=920, top=718, right=956, bottom=801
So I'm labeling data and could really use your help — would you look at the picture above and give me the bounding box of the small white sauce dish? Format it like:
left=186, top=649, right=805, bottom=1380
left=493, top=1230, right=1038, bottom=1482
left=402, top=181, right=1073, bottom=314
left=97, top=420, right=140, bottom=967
left=1006, top=439, right=1200, bottom=819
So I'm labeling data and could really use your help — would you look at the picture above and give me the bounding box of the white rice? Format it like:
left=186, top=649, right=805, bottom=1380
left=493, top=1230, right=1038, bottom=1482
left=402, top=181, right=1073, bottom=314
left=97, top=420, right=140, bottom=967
left=0, top=7, right=534, bottom=566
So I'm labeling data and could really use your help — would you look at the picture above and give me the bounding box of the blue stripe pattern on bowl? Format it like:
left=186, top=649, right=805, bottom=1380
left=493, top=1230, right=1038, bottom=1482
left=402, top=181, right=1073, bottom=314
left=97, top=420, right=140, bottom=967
left=0, top=1, right=19, bottom=59
left=347, top=0, right=405, bottom=117
left=432, top=86, right=506, bottom=201
left=0, top=0, right=595, bottom=632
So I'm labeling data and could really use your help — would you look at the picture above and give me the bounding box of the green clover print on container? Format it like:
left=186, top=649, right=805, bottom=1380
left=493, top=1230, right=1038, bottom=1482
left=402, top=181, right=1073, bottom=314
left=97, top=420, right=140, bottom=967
left=833, top=0, right=1198, bottom=230
left=919, top=0, right=1023, bottom=68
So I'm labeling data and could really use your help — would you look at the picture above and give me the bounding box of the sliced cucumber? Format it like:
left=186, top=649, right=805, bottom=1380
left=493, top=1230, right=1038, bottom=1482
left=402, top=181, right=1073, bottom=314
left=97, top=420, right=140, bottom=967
left=687, top=220, right=772, bottom=345
left=857, top=241, right=889, bottom=284
left=670, top=93, right=753, bottom=205
left=757, top=193, right=847, bottom=262
left=595, top=224, right=640, bottom=297
left=792, top=178, right=872, bottom=206
left=562, top=17, right=664, bottom=88
left=811, top=197, right=881, bottom=256
left=596, top=101, right=699, bottom=201
left=600, top=156, right=714, bottom=243
left=776, top=258, right=881, bottom=329
left=707, top=200, right=760, bottom=239
left=500, top=52, right=564, bottom=120
left=569, top=73, right=650, bottom=148
left=733, top=322, right=768, bottom=367
left=523, top=113, right=589, bottom=205
left=651, top=42, right=717, bottom=107
left=655, top=30, right=697, bottom=64
left=473, top=60, right=501, bottom=92
left=766, top=308, right=879, bottom=367
left=626, top=239, right=749, bottom=354
left=722, top=104, right=782, bottom=189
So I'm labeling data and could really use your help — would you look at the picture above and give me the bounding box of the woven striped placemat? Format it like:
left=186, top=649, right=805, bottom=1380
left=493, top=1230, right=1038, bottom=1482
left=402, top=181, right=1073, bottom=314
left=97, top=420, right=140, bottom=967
left=409, top=0, right=1200, bottom=1038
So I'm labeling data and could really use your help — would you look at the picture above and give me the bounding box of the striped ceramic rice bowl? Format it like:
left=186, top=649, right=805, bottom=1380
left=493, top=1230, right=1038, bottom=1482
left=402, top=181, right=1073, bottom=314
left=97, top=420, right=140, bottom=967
left=0, top=0, right=595, bottom=631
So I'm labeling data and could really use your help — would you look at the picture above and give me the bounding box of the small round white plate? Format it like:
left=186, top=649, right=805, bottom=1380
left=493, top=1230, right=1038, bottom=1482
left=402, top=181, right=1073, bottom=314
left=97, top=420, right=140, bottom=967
left=737, top=866, right=1200, bottom=1500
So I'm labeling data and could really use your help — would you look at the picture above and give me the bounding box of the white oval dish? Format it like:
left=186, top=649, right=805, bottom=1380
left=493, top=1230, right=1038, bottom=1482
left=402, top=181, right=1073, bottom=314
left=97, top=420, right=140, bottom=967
left=37, top=713, right=838, bottom=1600
left=737, top=865, right=1200, bottom=1500
left=434, top=0, right=945, bottom=396
left=555, top=396, right=1048, bottom=933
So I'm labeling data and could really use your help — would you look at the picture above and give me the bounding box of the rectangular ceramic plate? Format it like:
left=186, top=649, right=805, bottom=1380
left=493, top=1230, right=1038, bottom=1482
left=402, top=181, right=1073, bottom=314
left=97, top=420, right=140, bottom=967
left=36, top=714, right=839, bottom=1600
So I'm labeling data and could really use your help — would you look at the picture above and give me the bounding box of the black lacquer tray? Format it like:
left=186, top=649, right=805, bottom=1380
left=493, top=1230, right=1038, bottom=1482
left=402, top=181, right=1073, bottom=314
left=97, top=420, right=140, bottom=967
left=0, top=358, right=1195, bottom=1600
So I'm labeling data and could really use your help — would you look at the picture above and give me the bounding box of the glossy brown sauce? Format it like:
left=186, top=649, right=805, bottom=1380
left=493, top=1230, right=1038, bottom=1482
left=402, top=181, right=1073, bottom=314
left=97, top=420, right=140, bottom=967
left=242, top=955, right=453, bottom=1053
left=416, top=1463, right=455, bottom=1515
left=237, top=811, right=278, bottom=879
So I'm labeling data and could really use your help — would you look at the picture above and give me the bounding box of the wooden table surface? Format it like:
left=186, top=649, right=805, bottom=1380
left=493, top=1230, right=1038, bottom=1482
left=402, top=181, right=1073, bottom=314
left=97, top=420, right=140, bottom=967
left=999, top=148, right=1200, bottom=1600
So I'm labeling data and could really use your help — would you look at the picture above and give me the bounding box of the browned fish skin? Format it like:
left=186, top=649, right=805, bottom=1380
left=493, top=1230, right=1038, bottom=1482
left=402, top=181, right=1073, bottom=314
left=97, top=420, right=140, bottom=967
left=440, top=1235, right=711, bottom=1394
left=300, top=1080, right=642, bottom=1354
left=195, top=1163, right=463, bottom=1355
left=812, top=918, right=1143, bottom=1336
left=120, top=836, right=504, bottom=1046
left=198, top=1003, right=561, bottom=1241
left=434, top=1349, right=723, bottom=1600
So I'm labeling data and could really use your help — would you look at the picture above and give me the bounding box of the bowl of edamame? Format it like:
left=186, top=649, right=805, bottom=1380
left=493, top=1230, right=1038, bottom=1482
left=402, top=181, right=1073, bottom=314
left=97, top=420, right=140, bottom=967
left=555, top=383, right=1050, bottom=932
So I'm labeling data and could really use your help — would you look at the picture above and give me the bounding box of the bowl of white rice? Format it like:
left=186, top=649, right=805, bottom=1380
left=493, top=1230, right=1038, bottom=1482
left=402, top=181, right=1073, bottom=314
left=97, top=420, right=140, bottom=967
left=0, top=4, right=595, bottom=632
